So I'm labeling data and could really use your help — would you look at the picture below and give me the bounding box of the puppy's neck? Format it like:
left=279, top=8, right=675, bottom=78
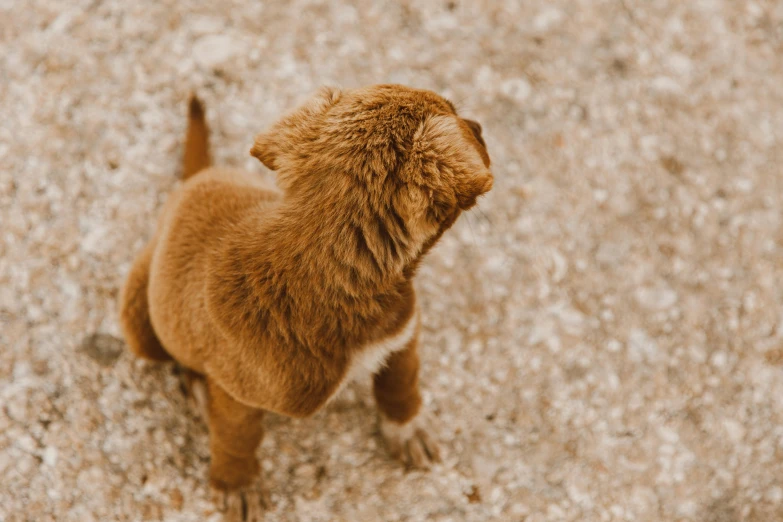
left=210, top=176, right=451, bottom=341
left=270, top=188, right=422, bottom=293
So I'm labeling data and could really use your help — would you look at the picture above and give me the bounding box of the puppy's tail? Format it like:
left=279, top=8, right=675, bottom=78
left=182, top=94, right=212, bottom=180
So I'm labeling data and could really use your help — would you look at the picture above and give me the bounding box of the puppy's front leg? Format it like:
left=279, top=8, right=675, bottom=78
left=373, top=337, right=441, bottom=468
left=199, top=377, right=270, bottom=520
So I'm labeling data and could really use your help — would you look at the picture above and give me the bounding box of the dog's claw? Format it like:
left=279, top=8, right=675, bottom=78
left=212, top=486, right=271, bottom=522
left=380, top=413, right=442, bottom=469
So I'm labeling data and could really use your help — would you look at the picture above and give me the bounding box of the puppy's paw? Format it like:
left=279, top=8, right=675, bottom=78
left=380, top=412, right=442, bottom=469
left=189, top=373, right=209, bottom=421
left=212, top=485, right=272, bottom=522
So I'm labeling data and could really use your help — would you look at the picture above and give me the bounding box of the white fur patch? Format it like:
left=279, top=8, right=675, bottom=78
left=326, top=310, right=419, bottom=404
left=380, top=410, right=419, bottom=442
left=379, top=409, right=440, bottom=467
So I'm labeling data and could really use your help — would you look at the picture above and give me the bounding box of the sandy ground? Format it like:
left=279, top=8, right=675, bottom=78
left=2, top=1, right=783, bottom=521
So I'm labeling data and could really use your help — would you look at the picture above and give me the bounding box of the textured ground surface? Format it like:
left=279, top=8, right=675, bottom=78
left=2, top=1, right=783, bottom=521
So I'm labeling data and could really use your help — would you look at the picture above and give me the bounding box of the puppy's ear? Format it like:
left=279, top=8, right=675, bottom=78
left=404, top=115, right=493, bottom=219
left=250, top=87, right=342, bottom=171
left=461, top=119, right=490, bottom=168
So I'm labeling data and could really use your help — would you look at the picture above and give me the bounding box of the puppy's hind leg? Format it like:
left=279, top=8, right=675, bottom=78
left=119, top=240, right=172, bottom=362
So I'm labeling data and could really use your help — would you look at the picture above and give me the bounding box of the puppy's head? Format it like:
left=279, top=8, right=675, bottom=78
left=252, top=84, right=492, bottom=249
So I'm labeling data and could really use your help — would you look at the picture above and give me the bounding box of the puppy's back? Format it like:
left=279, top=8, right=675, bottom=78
left=148, top=166, right=280, bottom=371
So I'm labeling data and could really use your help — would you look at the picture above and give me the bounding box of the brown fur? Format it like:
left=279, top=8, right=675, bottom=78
left=118, top=85, right=491, bottom=505
left=119, top=239, right=171, bottom=362
left=373, top=333, right=422, bottom=423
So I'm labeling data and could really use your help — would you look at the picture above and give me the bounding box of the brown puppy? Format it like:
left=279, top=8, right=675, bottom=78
left=119, top=85, right=492, bottom=518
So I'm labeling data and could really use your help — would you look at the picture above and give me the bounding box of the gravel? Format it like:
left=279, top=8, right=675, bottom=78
left=2, top=0, right=783, bottom=521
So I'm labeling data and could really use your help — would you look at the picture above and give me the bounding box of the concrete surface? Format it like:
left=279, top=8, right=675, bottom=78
left=2, top=0, right=783, bottom=521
